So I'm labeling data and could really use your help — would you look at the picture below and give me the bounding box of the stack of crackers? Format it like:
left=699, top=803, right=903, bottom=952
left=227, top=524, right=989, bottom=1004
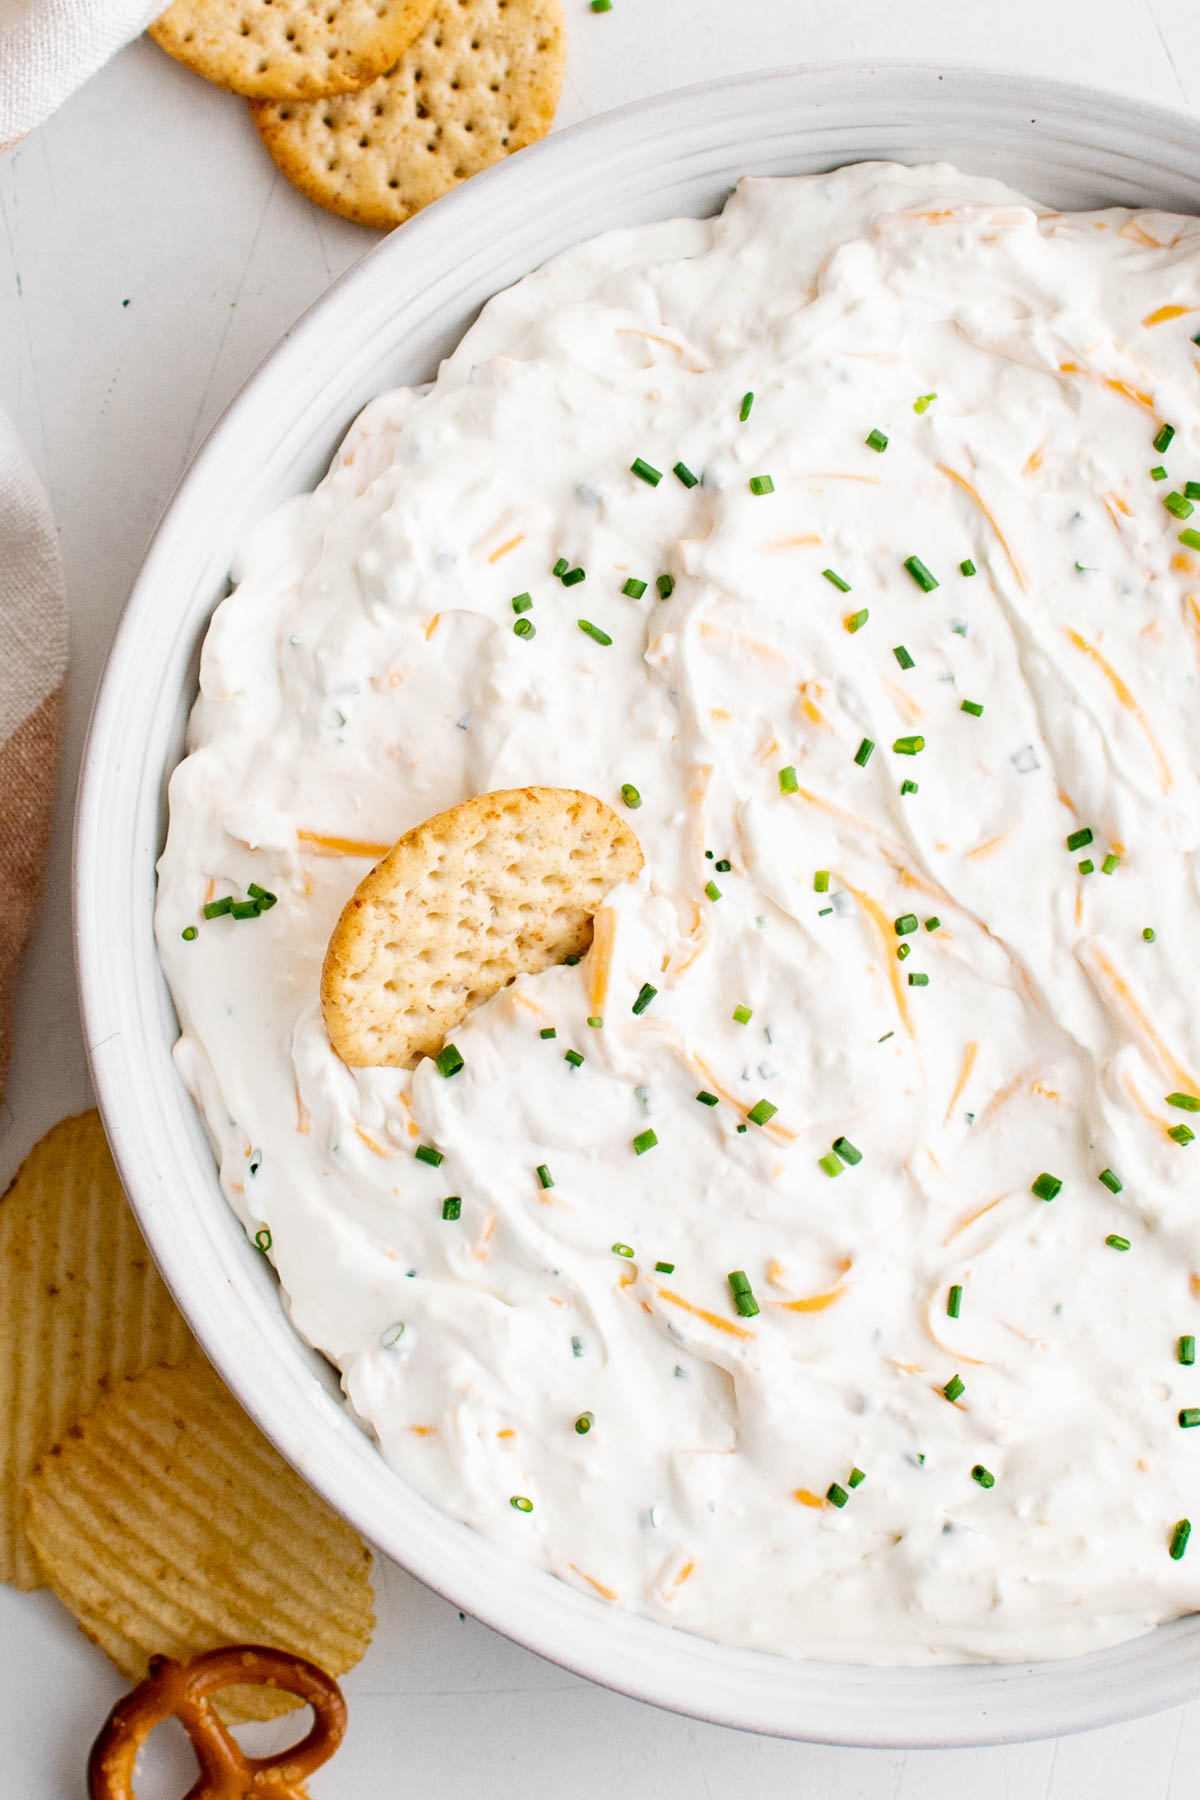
left=147, top=0, right=566, bottom=229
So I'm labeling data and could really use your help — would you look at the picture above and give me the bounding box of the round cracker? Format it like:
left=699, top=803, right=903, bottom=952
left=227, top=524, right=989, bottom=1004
left=23, top=1358, right=374, bottom=1722
left=148, top=0, right=438, bottom=101
left=321, top=786, right=644, bottom=1068
left=249, top=0, right=565, bottom=230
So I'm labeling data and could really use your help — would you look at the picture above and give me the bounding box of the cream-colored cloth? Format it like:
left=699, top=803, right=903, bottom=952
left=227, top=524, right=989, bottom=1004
left=0, top=0, right=159, bottom=146
left=0, top=411, right=67, bottom=1100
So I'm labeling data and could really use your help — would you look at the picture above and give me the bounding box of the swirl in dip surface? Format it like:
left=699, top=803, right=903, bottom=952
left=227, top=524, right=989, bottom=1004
left=157, top=162, right=1200, bottom=1665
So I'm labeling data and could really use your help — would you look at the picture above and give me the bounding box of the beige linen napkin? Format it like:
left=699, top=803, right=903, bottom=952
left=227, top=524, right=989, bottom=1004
left=0, top=410, right=66, bottom=1101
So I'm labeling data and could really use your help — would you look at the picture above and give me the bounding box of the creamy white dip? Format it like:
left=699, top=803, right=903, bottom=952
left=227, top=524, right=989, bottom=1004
left=157, top=162, right=1200, bottom=1665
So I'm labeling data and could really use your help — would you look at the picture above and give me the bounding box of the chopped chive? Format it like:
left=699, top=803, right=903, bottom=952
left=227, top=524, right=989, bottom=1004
left=893, top=644, right=915, bottom=670
left=1169, top=1124, right=1196, bottom=1146
left=571, top=1335, right=584, bottom=1357
left=1167, top=1092, right=1200, bottom=1111
left=1154, top=424, right=1177, bottom=453
left=574, top=1412, right=595, bottom=1438
left=865, top=428, right=888, bottom=453
left=1143, top=927, right=1157, bottom=942
left=900, top=779, right=919, bottom=795
left=714, top=858, right=731, bottom=873
left=907, top=972, right=929, bottom=987
left=1180, top=1409, right=1200, bottom=1428
left=513, top=618, right=536, bottom=639
left=1179, top=528, right=1200, bottom=550
left=442, top=1196, right=462, bottom=1221
left=415, top=1145, right=444, bottom=1168
left=704, top=880, right=721, bottom=902
left=577, top=619, right=611, bottom=645
left=587, top=1015, right=603, bottom=1029
left=1102, top=853, right=1120, bottom=874
left=818, top=906, right=834, bottom=916
left=511, top=592, right=533, bottom=614
left=1188, top=482, right=1200, bottom=501
left=434, top=1044, right=464, bottom=1078
left=510, top=1495, right=534, bottom=1512
left=728, top=1270, right=759, bottom=1317
left=621, top=577, right=648, bottom=599
left=854, top=737, right=875, bottom=767
left=1151, top=465, right=1168, bottom=481
left=540, top=1027, right=557, bottom=1040
left=749, top=474, right=775, bottom=495
left=960, top=699, right=984, bottom=717
left=1165, top=491, right=1195, bottom=520
left=923, top=916, right=941, bottom=933
left=896, top=943, right=911, bottom=961
left=914, top=393, right=937, bottom=413
left=959, top=559, right=977, bottom=578
left=632, top=982, right=658, bottom=1016
left=947, top=1284, right=963, bottom=1318
left=1105, top=1233, right=1131, bottom=1251
left=1031, top=1171, right=1062, bottom=1201
left=656, top=573, right=675, bottom=599
left=894, top=913, right=918, bottom=936
left=696, top=1091, right=719, bottom=1107
left=631, top=457, right=662, bottom=486
left=903, top=555, right=939, bottom=592
left=620, top=783, right=642, bottom=809
left=536, top=1164, right=554, bottom=1190
left=971, top=1464, right=995, bottom=1489
left=1098, top=1168, right=1123, bottom=1193
left=832, top=1135, right=861, bottom=1165
left=1066, top=827, right=1094, bottom=852
left=204, top=896, right=233, bottom=919
left=848, top=1467, right=867, bottom=1488
left=739, top=391, right=754, bottom=421
left=590, top=0, right=611, bottom=12
left=612, top=1242, right=634, bottom=1258
left=181, top=925, right=198, bottom=940
left=747, top=1099, right=778, bottom=1127
left=814, top=870, right=830, bottom=892
left=1181, top=1336, right=1196, bottom=1366
left=732, top=1004, right=752, bottom=1024
left=562, top=567, right=586, bottom=587
left=655, top=1261, right=675, bottom=1273
left=826, top=1482, right=849, bottom=1508
left=230, top=899, right=260, bottom=919
left=822, top=568, right=851, bottom=592
left=247, top=883, right=277, bottom=909
left=845, top=608, right=870, bottom=633
left=1078, top=859, right=1095, bottom=875
left=552, top=557, right=569, bottom=577
left=379, top=1321, right=405, bottom=1349
left=1171, top=1519, right=1192, bottom=1559
left=893, top=735, right=925, bottom=755
left=254, top=1228, right=271, bottom=1253
left=632, top=1129, right=658, bottom=1155
left=818, top=1152, right=843, bottom=1178
left=673, top=461, right=699, bottom=488
left=565, top=1049, right=584, bottom=1068
left=943, top=1374, right=965, bottom=1402
left=778, top=765, right=799, bottom=793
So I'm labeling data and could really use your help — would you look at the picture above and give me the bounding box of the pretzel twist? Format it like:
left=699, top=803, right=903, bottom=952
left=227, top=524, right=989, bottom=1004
left=87, top=1645, right=347, bottom=1800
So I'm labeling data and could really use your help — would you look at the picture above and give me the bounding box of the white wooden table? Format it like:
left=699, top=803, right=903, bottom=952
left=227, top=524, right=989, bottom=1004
left=4, top=4, right=1200, bottom=1792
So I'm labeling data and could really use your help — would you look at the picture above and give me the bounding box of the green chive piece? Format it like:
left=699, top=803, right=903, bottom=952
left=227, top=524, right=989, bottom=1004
left=571, top=1336, right=584, bottom=1356
left=247, top=883, right=277, bottom=909
left=230, top=899, right=260, bottom=919
left=513, top=618, right=536, bottom=639
left=552, top=557, right=569, bottom=578
left=814, top=870, right=830, bottom=893
left=1151, top=465, right=1169, bottom=481
left=893, top=735, right=925, bottom=755
left=1180, top=1336, right=1196, bottom=1366
left=562, top=567, right=586, bottom=587
left=903, top=555, right=939, bottom=592
left=655, top=1261, right=675, bottom=1273
left=540, top=1027, right=557, bottom=1040
left=818, top=1152, right=843, bottom=1178
left=434, top=1044, right=464, bottom=1078
left=778, top=765, right=799, bottom=793
left=442, top=1196, right=462, bottom=1221
left=380, top=1322, right=405, bottom=1348
left=896, top=943, right=911, bottom=962
left=923, top=916, right=941, bottom=933
left=1187, top=482, right=1200, bottom=501
left=893, top=645, right=915, bottom=670
left=633, top=1129, right=658, bottom=1155
left=732, top=1004, right=752, bottom=1024
left=1165, top=491, right=1195, bottom=520
left=621, top=577, right=648, bottom=599
left=536, top=1164, right=554, bottom=1190
left=586, top=1016, right=603, bottom=1029
left=181, top=925, right=198, bottom=941
left=1143, top=927, right=1157, bottom=942
left=511, top=592, right=533, bottom=614
left=943, top=1374, right=965, bottom=1403
left=1066, top=827, right=1094, bottom=852
left=1102, top=853, right=1120, bottom=874
left=577, top=619, right=612, bottom=645
left=1155, top=424, right=1177, bottom=453
left=894, top=913, right=918, bottom=936
left=1105, top=1233, right=1131, bottom=1251
left=1031, top=1171, right=1062, bottom=1201
left=1078, top=859, right=1095, bottom=875
left=1169, top=1124, right=1196, bottom=1146
left=632, top=982, right=657, bottom=1016
left=848, top=1467, right=867, bottom=1488
left=972, top=1465, right=995, bottom=1489
left=254, top=1228, right=271, bottom=1253
left=960, top=559, right=977, bottom=578
left=749, top=474, right=775, bottom=495
left=575, top=1410, right=594, bottom=1433
left=204, top=896, right=233, bottom=919
left=960, top=700, right=984, bottom=717
left=620, top=783, right=642, bottom=809
left=1171, top=1519, right=1192, bottom=1559
left=822, top=568, right=851, bottom=592
left=656, top=573, right=675, bottom=599
left=612, top=1242, right=634, bottom=1258
left=817, top=906, right=834, bottom=917
left=590, top=0, right=611, bottom=11
left=1180, top=1409, right=1200, bottom=1428
left=728, top=1271, right=759, bottom=1317
left=415, top=1145, right=444, bottom=1168
left=631, top=457, right=662, bottom=486
left=826, top=1482, right=849, bottom=1508
left=832, top=1135, right=861, bottom=1165
left=1179, top=528, right=1200, bottom=550
left=846, top=608, right=869, bottom=633
left=1098, top=1168, right=1123, bottom=1193
left=907, top=972, right=929, bottom=987
left=673, top=461, right=699, bottom=489
left=695, top=1091, right=719, bottom=1107
left=748, top=1099, right=778, bottom=1127
left=900, top=779, right=919, bottom=796
left=914, top=394, right=937, bottom=413
left=1167, top=1092, right=1200, bottom=1111
left=865, top=428, right=888, bottom=453
left=565, top=1050, right=584, bottom=1068
left=510, top=1495, right=534, bottom=1512
left=704, top=880, right=721, bottom=902
left=739, top=392, right=754, bottom=422
left=947, top=1284, right=963, bottom=1318
left=854, top=738, right=875, bottom=767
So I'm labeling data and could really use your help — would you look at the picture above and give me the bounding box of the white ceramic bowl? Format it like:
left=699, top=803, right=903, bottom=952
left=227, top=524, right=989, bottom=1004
left=76, top=64, right=1200, bottom=1747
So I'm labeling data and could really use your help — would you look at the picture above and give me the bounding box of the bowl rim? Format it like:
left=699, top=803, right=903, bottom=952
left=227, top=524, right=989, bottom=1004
left=74, top=60, right=1200, bottom=1748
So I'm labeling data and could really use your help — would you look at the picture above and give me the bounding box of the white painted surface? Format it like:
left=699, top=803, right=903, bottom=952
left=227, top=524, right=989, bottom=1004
left=4, top=5, right=1200, bottom=1792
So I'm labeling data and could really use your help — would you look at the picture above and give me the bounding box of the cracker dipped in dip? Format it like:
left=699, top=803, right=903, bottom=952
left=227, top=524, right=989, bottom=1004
left=157, top=162, right=1200, bottom=1665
